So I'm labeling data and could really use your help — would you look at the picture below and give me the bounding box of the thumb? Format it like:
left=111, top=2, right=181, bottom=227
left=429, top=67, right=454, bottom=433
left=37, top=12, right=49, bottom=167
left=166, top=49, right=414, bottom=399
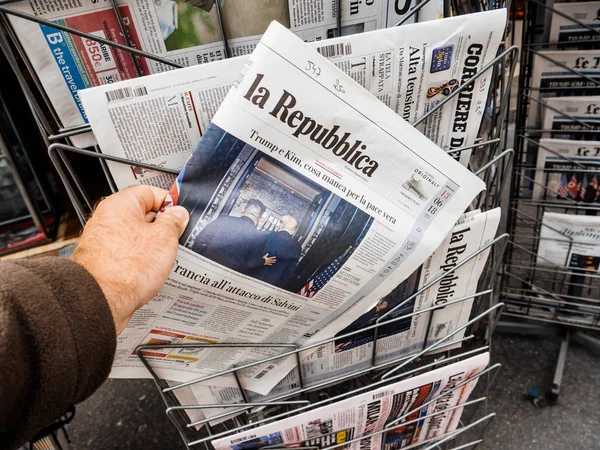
left=153, top=206, right=190, bottom=239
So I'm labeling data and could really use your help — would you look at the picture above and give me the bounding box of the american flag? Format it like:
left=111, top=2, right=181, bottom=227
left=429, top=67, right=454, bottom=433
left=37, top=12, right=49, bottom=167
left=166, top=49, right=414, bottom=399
left=298, top=247, right=352, bottom=298
left=557, top=173, right=569, bottom=199
left=334, top=336, right=372, bottom=352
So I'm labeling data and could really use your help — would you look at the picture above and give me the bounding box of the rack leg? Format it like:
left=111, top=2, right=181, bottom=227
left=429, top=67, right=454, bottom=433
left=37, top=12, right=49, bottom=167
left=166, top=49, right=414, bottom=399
left=549, top=331, right=569, bottom=403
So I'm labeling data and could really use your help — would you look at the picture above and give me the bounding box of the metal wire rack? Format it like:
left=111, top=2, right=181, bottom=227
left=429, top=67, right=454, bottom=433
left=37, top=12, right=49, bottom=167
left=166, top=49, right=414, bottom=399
left=501, top=0, right=600, bottom=404
left=503, top=0, right=600, bottom=328
left=0, top=0, right=516, bottom=448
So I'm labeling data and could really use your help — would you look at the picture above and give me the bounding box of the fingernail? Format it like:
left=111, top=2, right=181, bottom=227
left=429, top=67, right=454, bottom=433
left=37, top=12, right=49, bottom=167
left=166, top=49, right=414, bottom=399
left=170, top=206, right=190, bottom=225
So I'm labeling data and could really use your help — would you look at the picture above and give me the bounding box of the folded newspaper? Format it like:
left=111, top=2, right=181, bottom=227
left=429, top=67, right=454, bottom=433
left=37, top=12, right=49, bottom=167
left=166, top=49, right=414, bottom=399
left=7, top=0, right=422, bottom=148
left=549, top=1, right=600, bottom=49
left=78, top=8, right=507, bottom=187
left=167, top=208, right=499, bottom=415
left=298, top=208, right=499, bottom=386
left=527, top=49, right=600, bottom=128
left=540, top=96, right=600, bottom=140
left=537, top=211, right=600, bottom=271
left=211, top=352, right=490, bottom=450
left=532, top=138, right=600, bottom=202
left=105, top=21, right=485, bottom=395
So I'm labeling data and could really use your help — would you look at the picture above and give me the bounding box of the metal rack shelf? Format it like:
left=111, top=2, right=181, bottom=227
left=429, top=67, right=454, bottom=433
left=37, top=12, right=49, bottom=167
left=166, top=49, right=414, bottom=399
left=501, top=0, right=600, bottom=405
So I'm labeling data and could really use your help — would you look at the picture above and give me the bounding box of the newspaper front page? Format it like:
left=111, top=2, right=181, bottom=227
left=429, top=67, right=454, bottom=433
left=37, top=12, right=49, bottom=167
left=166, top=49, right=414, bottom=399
left=423, top=208, right=499, bottom=349
left=107, top=21, right=485, bottom=394
left=540, top=96, right=600, bottom=140
left=313, top=8, right=506, bottom=166
left=79, top=9, right=507, bottom=191
left=6, top=0, right=289, bottom=147
left=211, top=353, right=489, bottom=450
left=80, top=57, right=246, bottom=190
left=288, top=0, right=419, bottom=42
left=298, top=208, right=499, bottom=386
left=7, top=0, right=424, bottom=147
left=537, top=211, right=600, bottom=270
left=549, top=1, right=600, bottom=49
left=527, top=50, right=600, bottom=128
left=533, top=138, right=600, bottom=201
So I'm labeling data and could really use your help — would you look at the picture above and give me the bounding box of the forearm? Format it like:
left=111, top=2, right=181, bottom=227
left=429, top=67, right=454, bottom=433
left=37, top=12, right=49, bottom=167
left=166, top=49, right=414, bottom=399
left=0, top=258, right=116, bottom=449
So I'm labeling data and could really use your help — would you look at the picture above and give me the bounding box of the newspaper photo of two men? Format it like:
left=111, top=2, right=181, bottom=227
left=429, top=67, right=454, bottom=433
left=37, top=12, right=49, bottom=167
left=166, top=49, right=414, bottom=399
left=172, top=125, right=373, bottom=296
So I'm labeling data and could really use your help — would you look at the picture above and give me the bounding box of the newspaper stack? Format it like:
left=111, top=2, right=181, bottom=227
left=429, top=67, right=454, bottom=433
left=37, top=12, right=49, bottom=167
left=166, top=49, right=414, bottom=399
left=74, top=11, right=507, bottom=422
left=94, top=20, right=488, bottom=400
left=527, top=3, right=600, bottom=272
left=6, top=0, right=426, bottom=148
left=527, top=50, right=600, bottom=129
left=211, top=353, right=490, bottom=450
left=79, top=9, right=507, bottom=192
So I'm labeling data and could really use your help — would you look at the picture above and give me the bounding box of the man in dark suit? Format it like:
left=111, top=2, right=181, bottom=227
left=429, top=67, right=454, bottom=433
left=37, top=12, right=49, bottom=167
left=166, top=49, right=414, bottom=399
left=251, top=215, right=302, bottom=288
left=191, top=199, right=275, bottom=274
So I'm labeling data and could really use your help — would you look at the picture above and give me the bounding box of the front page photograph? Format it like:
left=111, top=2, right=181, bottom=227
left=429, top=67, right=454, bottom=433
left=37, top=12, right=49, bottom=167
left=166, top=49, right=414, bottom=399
left=532, top=138, right=600, bottom=201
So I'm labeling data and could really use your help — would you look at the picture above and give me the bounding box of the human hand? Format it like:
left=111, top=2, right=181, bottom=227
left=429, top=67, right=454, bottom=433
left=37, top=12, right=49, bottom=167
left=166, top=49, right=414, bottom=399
left=72, top=186, right=189, bottom=335
left=262, top=254, right=277, bottom=266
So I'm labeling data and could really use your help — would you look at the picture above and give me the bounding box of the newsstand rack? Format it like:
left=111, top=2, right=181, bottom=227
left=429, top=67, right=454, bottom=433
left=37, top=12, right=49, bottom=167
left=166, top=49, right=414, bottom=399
left=501, top=0, right=600, bottom=406
left=0, top=0, right=517, bottom=448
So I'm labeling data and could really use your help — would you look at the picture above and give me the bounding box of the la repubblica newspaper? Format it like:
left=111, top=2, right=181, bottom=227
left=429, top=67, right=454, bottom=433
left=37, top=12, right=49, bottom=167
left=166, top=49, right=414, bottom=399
left=210, top=353, right=490, bottom=450
left=77, top=8, right=507, bottom=184
left=298, top=207, right=499, bottom=387
left=104, top=21, right=485, bottom=395
left=166, top=207, right=499, bottom=421
left=6, top=0, right=423, bottom=147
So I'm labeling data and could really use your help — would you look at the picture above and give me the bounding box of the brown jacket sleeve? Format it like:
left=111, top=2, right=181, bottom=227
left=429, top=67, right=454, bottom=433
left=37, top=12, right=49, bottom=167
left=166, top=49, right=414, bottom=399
left=0, top=257, right=116, bottom=449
